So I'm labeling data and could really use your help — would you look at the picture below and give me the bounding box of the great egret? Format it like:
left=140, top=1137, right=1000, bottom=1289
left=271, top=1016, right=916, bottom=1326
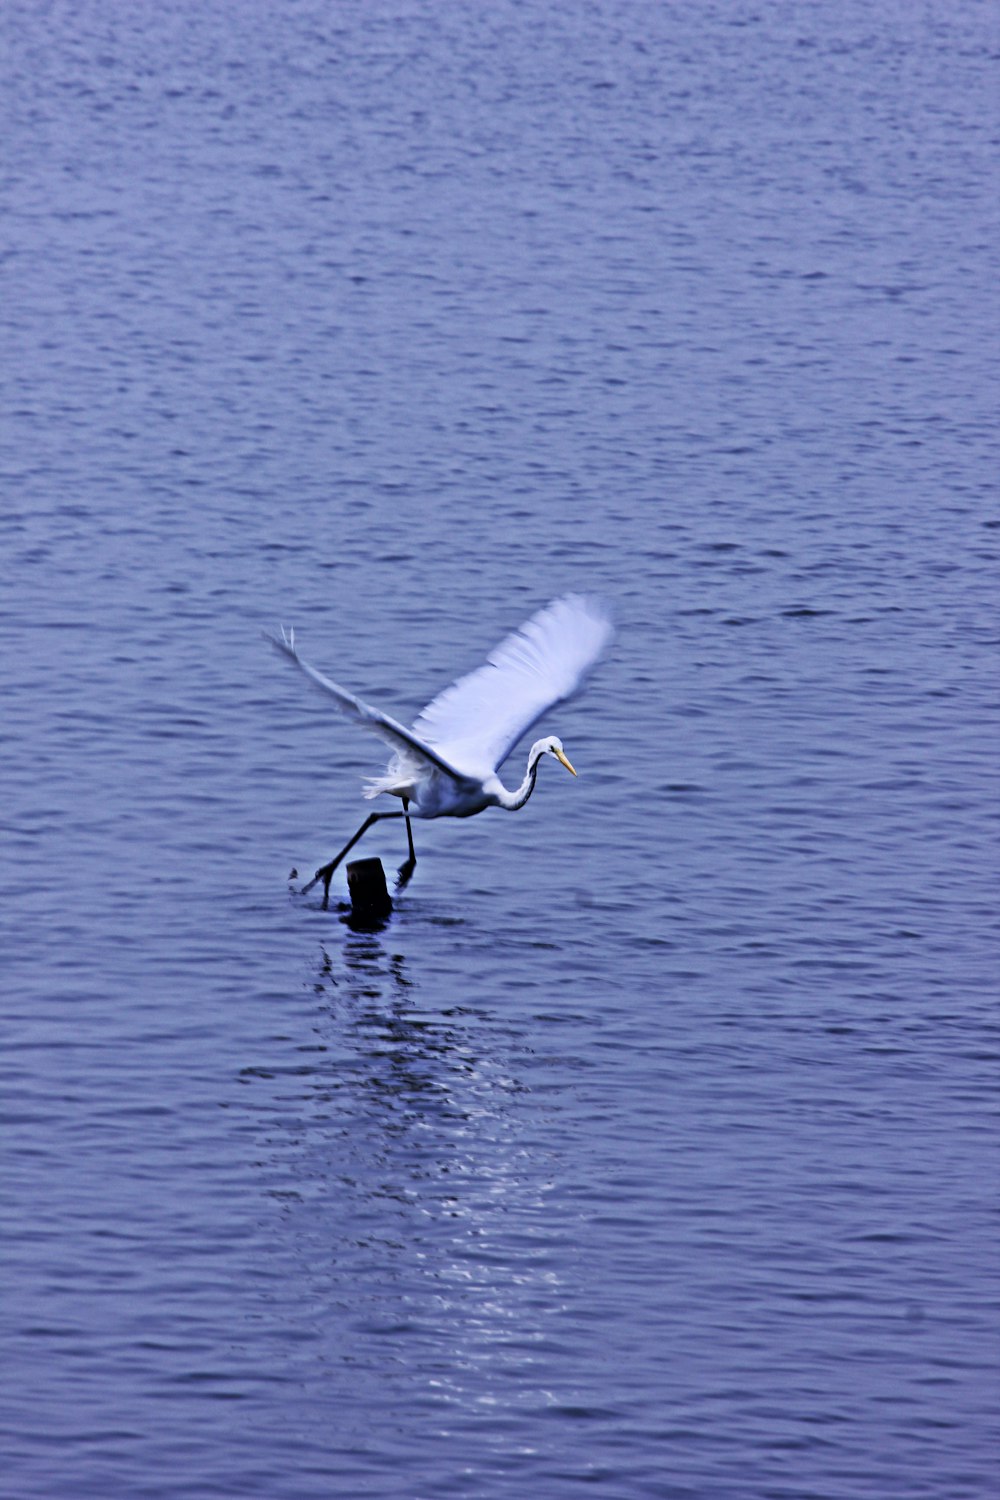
left=268, top=593, right=614, bottom=905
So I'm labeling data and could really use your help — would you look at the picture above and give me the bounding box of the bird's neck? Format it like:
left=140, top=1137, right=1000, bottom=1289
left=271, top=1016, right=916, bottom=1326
left=497, top=750, right=543, bottom=811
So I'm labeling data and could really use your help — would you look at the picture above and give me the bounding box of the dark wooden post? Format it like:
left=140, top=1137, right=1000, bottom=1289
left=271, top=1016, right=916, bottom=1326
left=346, top=857, right=392, bottom=922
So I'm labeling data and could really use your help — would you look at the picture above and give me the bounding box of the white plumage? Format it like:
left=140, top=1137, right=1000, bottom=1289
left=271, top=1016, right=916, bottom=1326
left=412, top=592, right=615, bottom=781
left=268, top=593, right=614, bottom=899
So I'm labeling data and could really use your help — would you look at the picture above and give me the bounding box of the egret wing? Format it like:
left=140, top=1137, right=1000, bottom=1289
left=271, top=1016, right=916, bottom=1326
left=411, top=594, right=614, bottom=776
left=266, top=628, right=467, bottom=782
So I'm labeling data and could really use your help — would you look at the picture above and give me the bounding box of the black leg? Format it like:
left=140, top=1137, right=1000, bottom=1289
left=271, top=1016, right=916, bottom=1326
left=302, top=811, right=404, bottom=909
left=396, top=796, right=417, bottom=891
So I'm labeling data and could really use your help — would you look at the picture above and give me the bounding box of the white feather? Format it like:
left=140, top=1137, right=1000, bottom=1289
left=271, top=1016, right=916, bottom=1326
left=267, top=594, right=613, bottom=845
left=411, top=594, right=615, bottom=777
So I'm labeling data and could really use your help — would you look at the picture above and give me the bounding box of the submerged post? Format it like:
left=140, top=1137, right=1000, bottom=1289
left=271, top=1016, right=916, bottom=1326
left=346, top=857, right=392, bottom=923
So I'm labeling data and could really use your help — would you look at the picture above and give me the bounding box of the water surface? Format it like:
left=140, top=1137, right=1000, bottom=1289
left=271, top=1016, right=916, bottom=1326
left=1, top=2, right=997, bottom=1497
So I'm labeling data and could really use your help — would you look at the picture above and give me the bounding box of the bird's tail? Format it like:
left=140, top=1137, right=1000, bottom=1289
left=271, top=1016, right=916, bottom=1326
left=363, top=748, right=423, bottom=800
left=363, top=773, right=400, bottom=800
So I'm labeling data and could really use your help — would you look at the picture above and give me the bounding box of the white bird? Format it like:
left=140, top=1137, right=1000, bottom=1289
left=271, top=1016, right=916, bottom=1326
left=268, top=593, right=614, bottom=904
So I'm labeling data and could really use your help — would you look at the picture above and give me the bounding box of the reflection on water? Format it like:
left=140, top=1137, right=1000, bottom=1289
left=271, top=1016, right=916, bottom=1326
left=241, top=934, right=568, bottom=1433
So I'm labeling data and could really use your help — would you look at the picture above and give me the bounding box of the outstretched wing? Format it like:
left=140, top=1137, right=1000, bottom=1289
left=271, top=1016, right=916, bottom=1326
left=266, top=628, right=468, bottom=783
left=411, top=594, right=615, bottom=777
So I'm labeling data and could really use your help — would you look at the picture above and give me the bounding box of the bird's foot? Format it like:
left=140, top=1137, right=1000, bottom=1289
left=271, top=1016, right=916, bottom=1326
left=301, top=859, right=337, bottom=909
left=395, top=858, right=416, bottom=892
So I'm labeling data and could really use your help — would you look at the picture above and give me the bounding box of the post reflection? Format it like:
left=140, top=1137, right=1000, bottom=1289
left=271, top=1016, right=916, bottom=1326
left=243, top=934, right=570, bottom=1427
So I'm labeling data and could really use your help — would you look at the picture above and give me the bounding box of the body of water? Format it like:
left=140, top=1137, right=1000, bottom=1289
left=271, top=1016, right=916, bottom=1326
left=1, top=2, right=997, bottom=1496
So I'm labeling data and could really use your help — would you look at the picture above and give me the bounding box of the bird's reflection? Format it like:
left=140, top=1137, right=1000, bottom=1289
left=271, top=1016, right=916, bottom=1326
left=309, top=933, right=515, bottom=1129
left=240, top=933, right=567, bottom=1417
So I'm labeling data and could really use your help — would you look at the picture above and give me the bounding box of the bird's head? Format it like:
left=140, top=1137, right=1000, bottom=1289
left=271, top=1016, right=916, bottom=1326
left=534, top=736, right=577, bottom=776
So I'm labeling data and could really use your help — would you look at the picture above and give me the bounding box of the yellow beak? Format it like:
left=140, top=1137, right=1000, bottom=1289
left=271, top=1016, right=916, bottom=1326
left=554, top=747, right=577, bottom=776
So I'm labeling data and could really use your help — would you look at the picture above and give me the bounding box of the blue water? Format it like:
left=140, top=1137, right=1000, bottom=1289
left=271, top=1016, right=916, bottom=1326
left=2, top=2, right=998, bottom=1497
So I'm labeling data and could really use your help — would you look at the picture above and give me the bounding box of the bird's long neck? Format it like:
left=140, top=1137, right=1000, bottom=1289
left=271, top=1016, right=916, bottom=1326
left=497, top=748, right=543, bottom=811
